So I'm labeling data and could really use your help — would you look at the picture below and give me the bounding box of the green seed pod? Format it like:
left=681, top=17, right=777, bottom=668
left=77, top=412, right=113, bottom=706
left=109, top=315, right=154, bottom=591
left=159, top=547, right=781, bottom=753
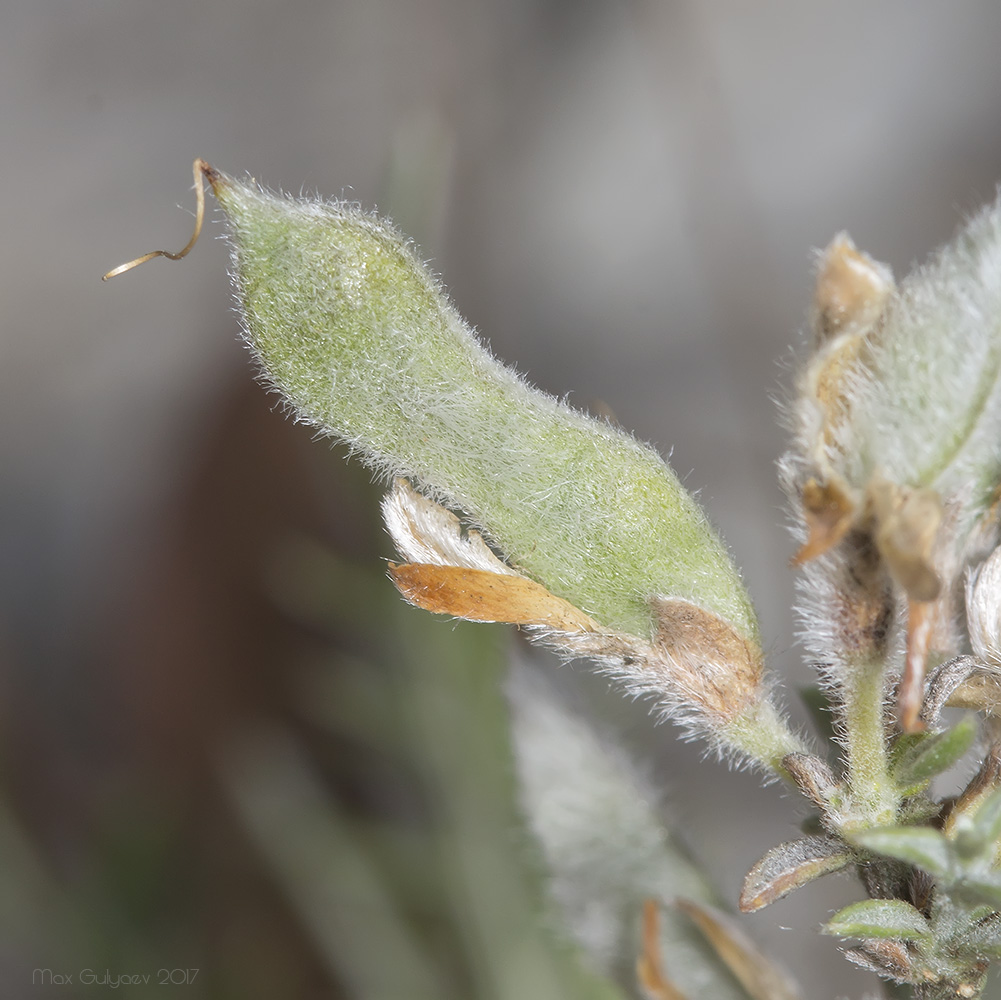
left=207, top=167, right=756, bottom=644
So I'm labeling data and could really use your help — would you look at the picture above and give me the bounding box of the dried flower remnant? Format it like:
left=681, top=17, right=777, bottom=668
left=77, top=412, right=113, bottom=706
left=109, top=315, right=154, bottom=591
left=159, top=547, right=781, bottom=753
left=811, top=233, right=895, bottom=344
left=786, top=199, right=1001, bottom=739
left=789, top=476, right=856, bottom=567
left=101, top=158, right=212, bottom=280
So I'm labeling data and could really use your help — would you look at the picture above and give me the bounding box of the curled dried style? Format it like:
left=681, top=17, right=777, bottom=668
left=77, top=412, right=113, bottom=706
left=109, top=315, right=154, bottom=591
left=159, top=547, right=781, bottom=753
left=106, top=162, right=1001, bottom=998
left=102, top=159, right=216, bottom=280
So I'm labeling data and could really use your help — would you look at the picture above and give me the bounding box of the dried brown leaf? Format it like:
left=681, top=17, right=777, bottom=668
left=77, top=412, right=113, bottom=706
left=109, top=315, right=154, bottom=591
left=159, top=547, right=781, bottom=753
left=636, top=900, right=689, bottom=1000
left=676, top=899, right=801, bottom=1000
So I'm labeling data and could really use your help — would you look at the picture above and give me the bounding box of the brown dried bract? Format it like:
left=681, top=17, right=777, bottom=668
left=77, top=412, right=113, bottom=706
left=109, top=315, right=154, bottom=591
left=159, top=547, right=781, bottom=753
left=387, top=562, right=600, bottom=631
left=792, top=476, right=857, bottom=565
left=781, top=753, right=839, bottom=813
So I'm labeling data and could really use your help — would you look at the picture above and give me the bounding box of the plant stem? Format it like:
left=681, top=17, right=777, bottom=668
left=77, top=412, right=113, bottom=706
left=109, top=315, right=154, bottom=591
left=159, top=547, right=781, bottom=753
left=842, top=656, right=898, bottom=827
left=724, top=700, right=811, bottom=778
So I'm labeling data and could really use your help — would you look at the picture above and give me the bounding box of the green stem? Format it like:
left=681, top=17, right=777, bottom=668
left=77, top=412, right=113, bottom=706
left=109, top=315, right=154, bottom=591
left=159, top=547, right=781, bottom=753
left=723, top=699, right=811, bottom=778
left=842, top=656, right=898, bottom=827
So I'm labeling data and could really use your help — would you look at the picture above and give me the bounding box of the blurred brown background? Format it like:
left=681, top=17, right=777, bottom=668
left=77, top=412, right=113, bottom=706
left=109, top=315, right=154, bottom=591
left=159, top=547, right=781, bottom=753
left=5, top=2, right=1001, bottom=997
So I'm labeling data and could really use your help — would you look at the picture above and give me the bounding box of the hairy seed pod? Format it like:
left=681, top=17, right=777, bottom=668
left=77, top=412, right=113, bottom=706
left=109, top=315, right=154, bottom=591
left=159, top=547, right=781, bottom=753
left=207, top=168, right=757, bottom=643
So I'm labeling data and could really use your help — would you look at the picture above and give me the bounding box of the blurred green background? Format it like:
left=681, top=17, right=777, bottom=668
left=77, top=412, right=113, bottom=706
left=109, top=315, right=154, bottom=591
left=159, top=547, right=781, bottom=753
left=6, top=2, right=1001, bottom=996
